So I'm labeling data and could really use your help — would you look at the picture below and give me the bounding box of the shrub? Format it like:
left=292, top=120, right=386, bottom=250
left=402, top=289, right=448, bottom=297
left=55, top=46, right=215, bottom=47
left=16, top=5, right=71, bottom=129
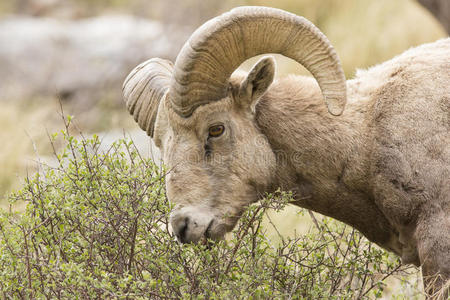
left=0, top=122, right=417, bottom=299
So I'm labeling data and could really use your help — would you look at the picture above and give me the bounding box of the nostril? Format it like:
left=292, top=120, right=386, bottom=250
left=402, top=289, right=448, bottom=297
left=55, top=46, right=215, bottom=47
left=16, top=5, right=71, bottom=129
left=177, top=217, right=189, bottom=243
left=171, top=209, right=215, bottom=244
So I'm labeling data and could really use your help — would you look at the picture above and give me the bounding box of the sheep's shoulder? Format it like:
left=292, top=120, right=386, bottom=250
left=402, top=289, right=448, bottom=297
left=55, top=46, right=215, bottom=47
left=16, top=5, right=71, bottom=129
left=360, top=39, right=450, bottom=228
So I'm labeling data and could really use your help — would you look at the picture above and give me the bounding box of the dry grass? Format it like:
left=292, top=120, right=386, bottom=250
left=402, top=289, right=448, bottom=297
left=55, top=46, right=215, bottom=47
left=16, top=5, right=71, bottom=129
left=0, top=101, right=56, bottom=205
left=0, top=98, right=135, bottom=203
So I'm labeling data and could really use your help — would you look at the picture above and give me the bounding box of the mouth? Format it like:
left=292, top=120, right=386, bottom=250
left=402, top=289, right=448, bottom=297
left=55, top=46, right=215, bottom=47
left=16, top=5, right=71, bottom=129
left=201, top=219, right=214, bottom=246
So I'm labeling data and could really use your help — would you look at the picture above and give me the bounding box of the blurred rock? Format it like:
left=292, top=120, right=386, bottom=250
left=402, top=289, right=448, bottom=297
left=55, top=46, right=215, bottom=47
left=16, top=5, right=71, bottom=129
left=13, top=0, right=82, bottom=19
left=0, top=15, right=186, bottom=108
left=34, top=128, right=161, bottom=171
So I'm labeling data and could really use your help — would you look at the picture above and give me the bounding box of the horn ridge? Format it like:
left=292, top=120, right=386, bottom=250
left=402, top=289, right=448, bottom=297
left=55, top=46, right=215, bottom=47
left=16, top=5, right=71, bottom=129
left=170, top=6, right=346, bottom=117
left=123, top=58, right=173, bottom=137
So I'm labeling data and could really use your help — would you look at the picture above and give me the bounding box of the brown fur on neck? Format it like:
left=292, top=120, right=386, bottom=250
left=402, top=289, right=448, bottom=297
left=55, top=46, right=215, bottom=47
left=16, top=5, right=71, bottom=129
left=255, top=75, right=402, bottom=255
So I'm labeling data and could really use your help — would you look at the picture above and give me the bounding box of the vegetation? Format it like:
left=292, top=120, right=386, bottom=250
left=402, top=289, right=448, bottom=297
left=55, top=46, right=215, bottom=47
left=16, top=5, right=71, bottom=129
left=0, top=1, right=444, bottom=296
left=0, top=119, right=421, bottom=299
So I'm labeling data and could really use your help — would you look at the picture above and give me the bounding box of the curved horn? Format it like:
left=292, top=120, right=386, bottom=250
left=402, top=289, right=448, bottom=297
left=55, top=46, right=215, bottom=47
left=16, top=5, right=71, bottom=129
left=171, top=6, right=346, bottom=117
left=123, top=58, right=173, bottom=137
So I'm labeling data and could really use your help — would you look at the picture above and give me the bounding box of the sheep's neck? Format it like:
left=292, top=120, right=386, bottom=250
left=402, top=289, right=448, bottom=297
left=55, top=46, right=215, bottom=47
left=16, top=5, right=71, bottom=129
left=255, top=78, right=399, bottom=253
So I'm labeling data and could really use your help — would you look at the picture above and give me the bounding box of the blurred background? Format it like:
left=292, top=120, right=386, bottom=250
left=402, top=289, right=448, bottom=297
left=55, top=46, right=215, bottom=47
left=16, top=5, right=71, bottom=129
left=0, top=0, right=447, bottom=297
left=0, top=0, right=447, bottom=201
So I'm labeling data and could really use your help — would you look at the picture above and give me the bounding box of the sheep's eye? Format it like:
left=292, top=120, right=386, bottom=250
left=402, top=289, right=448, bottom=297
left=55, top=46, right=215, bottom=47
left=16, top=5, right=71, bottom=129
left=208, top=125, right=225, bottom=138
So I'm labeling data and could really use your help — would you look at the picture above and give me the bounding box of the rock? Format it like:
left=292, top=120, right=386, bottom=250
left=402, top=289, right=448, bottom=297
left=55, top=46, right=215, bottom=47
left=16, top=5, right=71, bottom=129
left=0, top=15, right=185, bottom=107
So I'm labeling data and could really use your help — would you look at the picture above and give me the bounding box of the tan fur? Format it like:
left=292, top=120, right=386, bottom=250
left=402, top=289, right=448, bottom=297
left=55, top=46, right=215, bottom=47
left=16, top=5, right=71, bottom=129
left=151, top=39, right=449, bottom=295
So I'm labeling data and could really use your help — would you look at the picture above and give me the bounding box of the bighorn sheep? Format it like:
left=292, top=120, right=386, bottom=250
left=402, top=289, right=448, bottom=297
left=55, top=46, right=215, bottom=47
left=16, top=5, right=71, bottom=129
left=123, top=6, right=450, bottom=296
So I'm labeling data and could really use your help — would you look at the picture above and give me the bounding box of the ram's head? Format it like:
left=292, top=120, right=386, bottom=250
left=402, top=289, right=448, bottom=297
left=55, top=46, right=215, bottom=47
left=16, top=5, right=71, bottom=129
left=123, top=6, right=346, bottom=243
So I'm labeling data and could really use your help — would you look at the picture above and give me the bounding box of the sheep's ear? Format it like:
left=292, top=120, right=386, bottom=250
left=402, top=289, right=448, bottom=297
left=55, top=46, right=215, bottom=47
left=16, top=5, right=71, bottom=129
left=237, top=56, right=275, bottom=113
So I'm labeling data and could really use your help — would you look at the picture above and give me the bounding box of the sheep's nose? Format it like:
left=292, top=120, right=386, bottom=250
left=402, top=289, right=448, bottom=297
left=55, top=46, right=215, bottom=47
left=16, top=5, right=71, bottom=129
left=169, top=206, right=214, bottom=244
